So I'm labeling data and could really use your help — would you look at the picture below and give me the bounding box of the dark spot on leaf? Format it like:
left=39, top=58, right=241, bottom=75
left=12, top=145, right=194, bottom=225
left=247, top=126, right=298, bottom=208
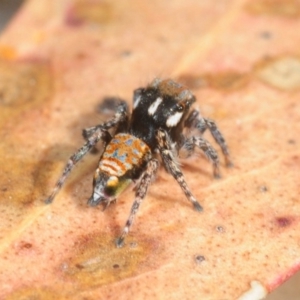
left=75, top=263, right=84, bottom=270
left=15, top=241, right=35, bottom=254
left=20, top=242, right=32, bottom=249
left=216, top=225, right=225, bottom=233
left=120, top=50, right=132, bottom=57
left=288, top=139, right=296, bottom=144
left=276, top=217, right=292, bottom=228
left=260, top=31, right=273, bottom=39
left=258, top=185, right=268, bottom=192
left=195, top=255, right=205, bottom=264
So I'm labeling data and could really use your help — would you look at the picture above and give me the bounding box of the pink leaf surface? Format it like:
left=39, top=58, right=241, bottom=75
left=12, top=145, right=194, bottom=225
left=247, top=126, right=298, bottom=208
left=0, top=0, right=299, bottom=299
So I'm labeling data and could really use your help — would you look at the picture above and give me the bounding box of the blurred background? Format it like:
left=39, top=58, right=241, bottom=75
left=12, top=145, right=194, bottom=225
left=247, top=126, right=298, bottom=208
left=0, top=0, right=23, bottom=30
left=0, top=0, right=299, bottom=299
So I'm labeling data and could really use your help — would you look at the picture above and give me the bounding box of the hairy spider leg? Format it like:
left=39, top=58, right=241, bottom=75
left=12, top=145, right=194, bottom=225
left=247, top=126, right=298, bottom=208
left=156, top=129, right=203, bottom=212
left=116, top=158, right=159, bottom=248
left=45, top=104, right=129, bottom=204
left=185, top=110, right=232, bottom=167
left=45, top=130, right=110, bottom=204
left=180, top=136, right=221, bottom=178
left=82, top=101, right=129, bottom=139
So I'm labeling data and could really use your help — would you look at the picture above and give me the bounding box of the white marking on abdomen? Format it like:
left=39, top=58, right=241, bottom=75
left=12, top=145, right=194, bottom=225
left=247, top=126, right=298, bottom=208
left=148, top=97, right=163, bottom=116
left=166, top=112, right=183, bottom=127
left=99, top=160, right=123, bottom=176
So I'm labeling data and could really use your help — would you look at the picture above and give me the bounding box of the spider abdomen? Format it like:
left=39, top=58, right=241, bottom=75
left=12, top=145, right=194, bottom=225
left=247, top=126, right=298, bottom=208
left=99, top=133, right=151, bottom=177
left=88, top=133, right=152, bottom=207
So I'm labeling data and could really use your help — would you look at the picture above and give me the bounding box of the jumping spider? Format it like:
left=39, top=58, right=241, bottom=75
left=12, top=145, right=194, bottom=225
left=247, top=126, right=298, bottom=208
left=45, top=78, right=232, bottom=247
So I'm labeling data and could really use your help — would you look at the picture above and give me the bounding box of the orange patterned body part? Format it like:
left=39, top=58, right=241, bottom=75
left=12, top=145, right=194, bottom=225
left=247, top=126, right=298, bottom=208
left=99, top=133, right=151, bottom=177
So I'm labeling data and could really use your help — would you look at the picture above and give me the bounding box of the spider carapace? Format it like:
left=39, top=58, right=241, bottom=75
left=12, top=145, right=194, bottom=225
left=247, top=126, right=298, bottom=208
left=45, top=78, right=232, bottom=247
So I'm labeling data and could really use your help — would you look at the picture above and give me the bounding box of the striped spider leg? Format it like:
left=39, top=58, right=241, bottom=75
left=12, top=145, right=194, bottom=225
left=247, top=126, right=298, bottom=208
left=115, top=158, right=159, bottom=248
left=156, top=128, right=203, bottom=212
left=184, top=109, right=232, bottom=168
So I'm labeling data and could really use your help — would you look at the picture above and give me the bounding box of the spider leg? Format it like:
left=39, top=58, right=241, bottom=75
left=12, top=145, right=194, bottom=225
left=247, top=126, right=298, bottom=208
left=180, top=136, right=221, bottom=179
left=156, top=129, right=203, bottom=212
left=45, top=102, right=129, bottom=204
left=116, top=158, right=159, bottom=248
left=82, top=100, right=129, bottom=140
left=185, top=109, right=232, bottom=167
left=45, top=130, right=110, bottom=204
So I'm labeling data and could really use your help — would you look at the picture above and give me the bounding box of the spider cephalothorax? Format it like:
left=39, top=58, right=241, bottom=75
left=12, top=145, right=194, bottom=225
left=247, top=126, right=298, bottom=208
left=45, top=78, right=231, bottom=247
